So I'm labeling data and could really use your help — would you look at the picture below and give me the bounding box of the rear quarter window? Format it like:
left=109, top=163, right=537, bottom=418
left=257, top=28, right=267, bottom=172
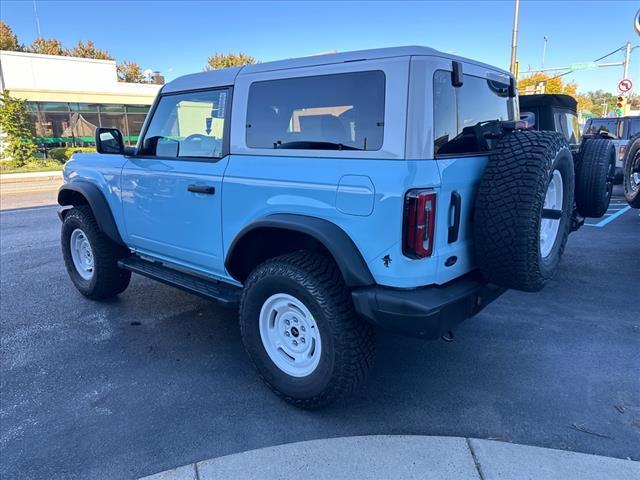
left=246, top=71, right=385, bottom=151
left=434, top=70, right=513, bottom=155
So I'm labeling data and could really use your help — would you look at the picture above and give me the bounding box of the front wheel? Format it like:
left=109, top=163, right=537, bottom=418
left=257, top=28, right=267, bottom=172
left=239, top=251, right=375, bottom=409
left=61, top=206, right=131, bottom=300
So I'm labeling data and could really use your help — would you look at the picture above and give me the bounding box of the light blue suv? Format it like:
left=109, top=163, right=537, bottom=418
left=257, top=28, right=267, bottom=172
left=59, top=46, right=601, bottom=408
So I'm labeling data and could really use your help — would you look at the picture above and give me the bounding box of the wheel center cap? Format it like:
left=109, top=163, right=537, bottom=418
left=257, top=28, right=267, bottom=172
left=290, top=326, right=300, bottom=338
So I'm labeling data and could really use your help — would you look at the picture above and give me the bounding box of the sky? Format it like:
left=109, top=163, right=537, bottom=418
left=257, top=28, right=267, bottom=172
left=1, top=0, right=638, bottom=93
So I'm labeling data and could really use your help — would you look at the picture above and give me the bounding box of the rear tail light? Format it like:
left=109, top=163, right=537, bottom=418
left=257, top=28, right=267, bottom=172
left=619, top=145, right=626, bottom=161
left=402, top=189, right=436, bottom=259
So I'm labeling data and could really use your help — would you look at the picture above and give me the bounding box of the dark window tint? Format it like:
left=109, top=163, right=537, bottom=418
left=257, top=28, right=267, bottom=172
left=626, top=118, right=640, bottom=138
left=433, top=71, right=457, bottom=154
left=246, top=71, right=385, bottom=151
left=458, top=76, right=510, bottom=130
left=584, top=119, right=620, bottom=138
left=434, top=70, right=513, bottom=155
left=142, top=89, right=228, bottom=159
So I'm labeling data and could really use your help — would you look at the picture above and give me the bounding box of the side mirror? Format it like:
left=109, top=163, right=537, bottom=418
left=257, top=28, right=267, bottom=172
left=96, top=128, right=124, bottom=154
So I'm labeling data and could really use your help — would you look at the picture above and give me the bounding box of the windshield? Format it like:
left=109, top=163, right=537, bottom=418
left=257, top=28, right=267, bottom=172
left=584, top=119, right=621, bottom=138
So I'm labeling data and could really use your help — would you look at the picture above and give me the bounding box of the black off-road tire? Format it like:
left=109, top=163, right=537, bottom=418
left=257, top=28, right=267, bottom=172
left=623, top=134, right=640, bottom=209
left=575, top=138, right=616, bottom=217
left=474, top=130, right=574, bottom=292
left=239, top=251, right=375, bottom=409
left=61, top=206, right=131, bottom=300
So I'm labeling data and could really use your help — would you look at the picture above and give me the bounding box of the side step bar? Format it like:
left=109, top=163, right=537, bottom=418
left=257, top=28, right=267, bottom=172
left=118, top=256, right=241, bottom=307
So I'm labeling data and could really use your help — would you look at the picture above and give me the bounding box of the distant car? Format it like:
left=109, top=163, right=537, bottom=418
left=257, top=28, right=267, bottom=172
left=583, top=116, right=640, bottom=180
left=519, top=94, right=581, bottom=147
left=519, top=94, right=616, bottom=223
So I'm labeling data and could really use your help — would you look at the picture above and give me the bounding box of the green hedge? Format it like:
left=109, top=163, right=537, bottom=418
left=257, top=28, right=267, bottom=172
left=48, top=147, right=96, bottom=162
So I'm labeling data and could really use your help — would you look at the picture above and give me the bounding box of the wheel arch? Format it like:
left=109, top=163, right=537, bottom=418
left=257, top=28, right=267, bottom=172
left=225, top=214, right=375, bottom=288
left=58, top=181, right=125, bottom=246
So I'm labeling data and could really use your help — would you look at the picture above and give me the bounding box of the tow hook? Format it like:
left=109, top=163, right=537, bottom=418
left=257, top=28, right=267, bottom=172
left=441, top=330, right=455, bottom=342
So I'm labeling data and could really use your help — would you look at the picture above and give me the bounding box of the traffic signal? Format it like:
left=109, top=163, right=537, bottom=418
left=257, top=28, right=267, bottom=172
left=615, top=96, right=627, bottom=117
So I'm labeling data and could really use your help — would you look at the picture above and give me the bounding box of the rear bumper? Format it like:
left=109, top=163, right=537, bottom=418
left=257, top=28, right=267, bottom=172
left=351, top=273, right=505, bottom=339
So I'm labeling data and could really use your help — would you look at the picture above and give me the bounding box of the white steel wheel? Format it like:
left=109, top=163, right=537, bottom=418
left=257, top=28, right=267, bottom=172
left=69, top=228, right=95, bottom=280
left=540, top=169, right=564, bottom=258
left=258, top=293, right=322, bottom=378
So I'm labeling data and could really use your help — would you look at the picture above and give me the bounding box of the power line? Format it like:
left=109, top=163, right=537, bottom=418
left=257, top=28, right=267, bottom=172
left=546, top=44, right=628, bottom=82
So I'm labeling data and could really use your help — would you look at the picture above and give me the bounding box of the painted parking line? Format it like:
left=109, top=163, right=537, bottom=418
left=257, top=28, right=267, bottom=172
left=585, top=205, right=632, bottom=227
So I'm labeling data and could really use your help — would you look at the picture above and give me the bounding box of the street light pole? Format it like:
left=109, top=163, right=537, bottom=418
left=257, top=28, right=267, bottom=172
left=510, top=0, right=520, bottom=77
left=541, top=36, right=548, bottom=69
left=623, top=41, right=631, bottom=79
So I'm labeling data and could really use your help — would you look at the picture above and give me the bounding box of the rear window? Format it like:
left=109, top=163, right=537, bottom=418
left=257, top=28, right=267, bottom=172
left=584, top=119, right=621, bottom=138
left=626, top=118, right=640, bottom=138
left=434, top=70, right=513, bottom=155
left=246, top=71, right=385, bottom=151
left=554, top=111, right=580, bottom=144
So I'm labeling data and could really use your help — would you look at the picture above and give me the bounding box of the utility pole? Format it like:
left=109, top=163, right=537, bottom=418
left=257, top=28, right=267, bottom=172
left=623, top=41, right=632, bottom=79
left=32, top=0, right=42, bottom=38
left=510, top=0, right=520, bottom=77
left=541, top=36, right=548, bottom=69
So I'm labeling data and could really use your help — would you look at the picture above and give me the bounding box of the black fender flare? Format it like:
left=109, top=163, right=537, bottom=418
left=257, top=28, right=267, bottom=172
left=57, top=181, right=124, bottom=246
left=225, top=214, right=375, bottom=288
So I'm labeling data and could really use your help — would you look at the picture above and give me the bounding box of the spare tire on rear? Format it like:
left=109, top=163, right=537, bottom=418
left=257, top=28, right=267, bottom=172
left=474, top=130, right=574, bottom=292
left=575, top=138, right=616, bottom=217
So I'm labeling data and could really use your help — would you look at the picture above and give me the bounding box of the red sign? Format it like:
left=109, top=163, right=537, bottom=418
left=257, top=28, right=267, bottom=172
left=618, top=78, right=633, bottom=93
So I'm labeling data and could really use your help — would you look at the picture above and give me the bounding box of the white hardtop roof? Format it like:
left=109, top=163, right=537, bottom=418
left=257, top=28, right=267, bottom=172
left=162, top=46, right=511, bottom=93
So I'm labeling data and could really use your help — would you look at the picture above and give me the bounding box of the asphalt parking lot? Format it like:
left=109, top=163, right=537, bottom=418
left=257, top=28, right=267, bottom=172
left=1, top=190, right=639, bottom=480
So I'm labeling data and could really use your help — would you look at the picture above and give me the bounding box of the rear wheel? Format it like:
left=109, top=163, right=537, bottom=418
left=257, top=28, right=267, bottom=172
left=474, top=130, right=574, bottom=292
left=575, top=138, right=616, bottom=217
left=239, top=251, right=375, bottom=409
left=61, top=206, right=131, bottom=300
left=623, top=134, right=640, bottom=208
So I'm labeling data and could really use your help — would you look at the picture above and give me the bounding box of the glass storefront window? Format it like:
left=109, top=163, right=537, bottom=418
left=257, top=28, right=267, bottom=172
left=100, top=113, right=127, bottom=131
left=39, top=102, right=69, bottom=112
left=68, top=111, right=100, bottom=141
left=40, top=112, right=72, bottom=139
left=100, top=104, right=125, bottom=113
left=126, top=105, right=150, bottom=114
left=70, top=103, right=99, bottom=112
left=24, top=101, right=151, bottom=147
left=126, top=114, right=147, bottom=137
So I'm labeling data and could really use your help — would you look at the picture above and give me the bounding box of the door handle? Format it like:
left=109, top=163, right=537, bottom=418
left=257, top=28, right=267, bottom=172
left=448, top=191, right=461, bottom=244
left=187, top=184, right=215, bottom=195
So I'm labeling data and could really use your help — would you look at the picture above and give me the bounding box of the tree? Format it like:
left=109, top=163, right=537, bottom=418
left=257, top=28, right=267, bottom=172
left=576, top=94, right=593, bottom=115
left=66, top=40, right=114, bottom=60
left=28, top=37, right=64, bottom=56
left=205, top=52, right=255, bottom=71
left=582, top=90, right=617, bottom=117
left=117, top=61, right=145, bottom=83
left=0, top=91, right=37, bottom=167
left=0, top=21, right=21, bottom=51
left=518, top=72, right=577, bottom=96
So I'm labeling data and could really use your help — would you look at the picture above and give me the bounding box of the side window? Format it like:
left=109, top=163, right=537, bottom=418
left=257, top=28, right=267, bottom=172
left=246, top=71, right=385, bottom=151
left=433, top=70, right=457, bottom=154
left=629, top=118, right=640, bottom=138
left=434, top=71, right=513, bottom=155
left=554, top=111, right=579, bottom=144
left=141, top=89, right=228, bottom=159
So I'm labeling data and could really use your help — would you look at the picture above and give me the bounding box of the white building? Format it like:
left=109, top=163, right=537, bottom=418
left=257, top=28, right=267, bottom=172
left=0, top=50, right=162, bottom=146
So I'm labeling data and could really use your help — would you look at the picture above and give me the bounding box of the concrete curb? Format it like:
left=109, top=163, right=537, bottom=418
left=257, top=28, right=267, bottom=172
left=0, top=171, right=63, bottom=184
left=138, top=435, right=640, bottom=480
